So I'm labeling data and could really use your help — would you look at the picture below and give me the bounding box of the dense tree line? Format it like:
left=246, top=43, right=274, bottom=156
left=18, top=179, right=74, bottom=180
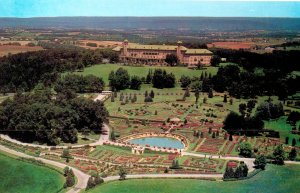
left=0, top=48, right=104, bottom=93
left=0, top=88, right=108, bottom=145
left=55, top=74, right=105, bottom=93
left=212, top=64, right=298, bottom=99
left=212, top=49, right=300, bottom=73
left=255, top=102, right=284, bottom=121
left=223, top=101, right=284, bottom=136
left=0, top=45, right=119, bottom=93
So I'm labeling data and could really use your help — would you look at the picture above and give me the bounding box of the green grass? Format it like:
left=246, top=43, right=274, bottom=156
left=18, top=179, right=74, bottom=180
left=72, top=64, right=218, bottom=85
left=0, top=152, right=65, bottom=193
left=86, top=164, right=300, bottom=193
left=264, top=116, right=300, bottom=147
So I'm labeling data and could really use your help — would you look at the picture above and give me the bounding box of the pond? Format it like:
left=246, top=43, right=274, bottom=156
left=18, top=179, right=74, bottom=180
left=129, top=137, right=184, bottom=149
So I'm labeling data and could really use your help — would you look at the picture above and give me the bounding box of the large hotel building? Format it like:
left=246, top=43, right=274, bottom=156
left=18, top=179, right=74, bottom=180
left=113, top=40, right=213, bottom=67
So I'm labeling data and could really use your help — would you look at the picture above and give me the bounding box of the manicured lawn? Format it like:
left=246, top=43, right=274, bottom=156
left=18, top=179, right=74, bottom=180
left=87, top=164, right=300, bottom=193
left=0, top=152, right=65, bottom=193
left=73, top=64, right=218, bottom=85
left=264, top=116, right=300, bottom=147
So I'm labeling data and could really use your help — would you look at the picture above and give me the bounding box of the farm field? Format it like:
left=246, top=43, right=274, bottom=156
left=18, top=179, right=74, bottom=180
left=0, top=45, right=43, bottom=57
left=73, top=64, right=218, bottom=85
left=77, top=40, right=123, bottom=49
left=86, top=164, right=300, bottom=193
left=207, top=41, right=254, bottom=50
left=0, top=152, right=64, bottom=193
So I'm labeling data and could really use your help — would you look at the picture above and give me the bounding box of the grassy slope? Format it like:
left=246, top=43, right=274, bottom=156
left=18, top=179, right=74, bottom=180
left=0, top=152, right=65, bottom=193
left=72, top=64, right=218, bottom=85
left=87, top=164, right=300, bottom=193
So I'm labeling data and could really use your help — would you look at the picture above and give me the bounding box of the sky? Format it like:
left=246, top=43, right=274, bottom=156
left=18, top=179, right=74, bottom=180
left=0, top=0, right=300, bottom=18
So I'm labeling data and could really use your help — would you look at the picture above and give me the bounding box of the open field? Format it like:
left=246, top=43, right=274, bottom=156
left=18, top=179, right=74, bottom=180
left=73, top=64, right=218, bottom=85
left=86, top=164, right=300, bottom=193
left=0, top=152, right=64, bottom=193
left=0, top=45, right=43, bottom=57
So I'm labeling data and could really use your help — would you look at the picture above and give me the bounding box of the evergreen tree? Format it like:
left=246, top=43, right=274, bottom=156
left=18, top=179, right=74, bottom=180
left=212, top=132, right=216, bottom=138
left=119, top=167, right=127, bottom=180
left=254, top=155, right=267, bottom=170
left=133, top=93, right=137, bottom=102
left=289, top=148, right=297, bottom=161
left=229, top=98, right=233, bottom=105
left=285, top=137, right=289, bottom=145
left=195, top=89, right=200, bottom=103
left=223, top=167, right=235, bottom=179
left=234, top=166, right=243, bottom=178
left=200, top=72, right=204, bottom=81
left=184, top=88, right=190, bottom=97
left=208, top=88, right=213, bottom=98
left=241, top=163, right=248, bottom=177
left=144, top=96, right=153, bottom=102
left=94, top=174, right=104, bottom=185
left=203, top=97, right=207, bottom=104
left=239, top=142, right=253, bottom=158
left=150, top=90, right=155, bottom=98
left=86, top=176, right=95, bottom=190
left=273, top=145, right=285, bottom=165
left=65, top=169, right=75, bottom=187
left=146, top=69, right=153, bottom=84
left=223, top=94, right=228, bottom=103
left=63, top=166, right=69, bottom=177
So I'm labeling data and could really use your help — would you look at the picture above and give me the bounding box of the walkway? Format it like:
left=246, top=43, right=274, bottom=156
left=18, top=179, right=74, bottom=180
left=104, top=173, right=223, bottom=182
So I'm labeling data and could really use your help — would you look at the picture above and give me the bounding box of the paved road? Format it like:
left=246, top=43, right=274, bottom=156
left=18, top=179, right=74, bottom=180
left=0, top=144, right=89, bottom=193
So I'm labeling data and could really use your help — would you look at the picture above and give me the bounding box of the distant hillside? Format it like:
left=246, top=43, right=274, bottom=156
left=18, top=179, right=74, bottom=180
left=1, top=17, right=300, bottom=31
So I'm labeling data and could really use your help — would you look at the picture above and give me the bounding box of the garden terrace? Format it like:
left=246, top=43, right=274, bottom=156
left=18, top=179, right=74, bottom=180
left=51, top=144, right=228, bottom=176
left=109, top=118, right=163, bottom=138
left=180, top=156, right=226, bottom=174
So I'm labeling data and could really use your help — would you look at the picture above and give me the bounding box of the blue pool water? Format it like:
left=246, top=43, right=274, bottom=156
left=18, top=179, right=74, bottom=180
left=129, top=137, right=184, bottom=149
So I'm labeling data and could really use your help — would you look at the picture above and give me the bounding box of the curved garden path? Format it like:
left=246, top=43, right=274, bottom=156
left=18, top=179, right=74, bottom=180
left=0, top=144, right=89, bottom=193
